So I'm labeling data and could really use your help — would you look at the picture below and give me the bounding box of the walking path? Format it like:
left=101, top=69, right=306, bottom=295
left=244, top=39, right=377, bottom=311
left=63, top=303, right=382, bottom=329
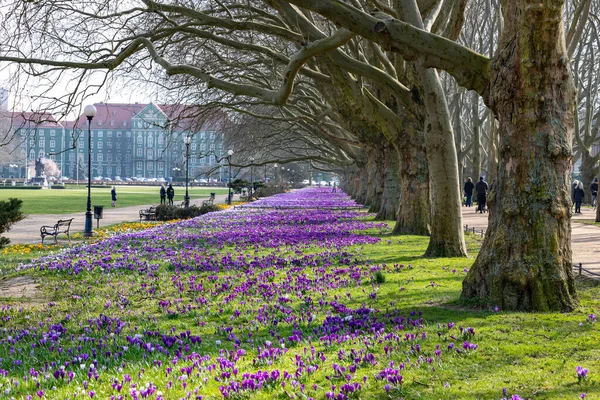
left=462, top=206, right=600, bottom=275
left=4, top=193, right=231, bottom=244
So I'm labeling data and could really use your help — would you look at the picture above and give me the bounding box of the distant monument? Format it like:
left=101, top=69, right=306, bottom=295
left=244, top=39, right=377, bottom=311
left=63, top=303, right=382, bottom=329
left=35, top=157, right=44, bottom=177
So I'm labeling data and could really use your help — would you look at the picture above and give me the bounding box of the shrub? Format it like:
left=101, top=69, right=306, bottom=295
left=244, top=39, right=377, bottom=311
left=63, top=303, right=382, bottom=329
left=256, top=185, right=286, bottom=198
left=155, top=203, right=219, bottom=221
left=0, top=198, right=25, bottom=249
left=373, top=271, right=386, bottom=284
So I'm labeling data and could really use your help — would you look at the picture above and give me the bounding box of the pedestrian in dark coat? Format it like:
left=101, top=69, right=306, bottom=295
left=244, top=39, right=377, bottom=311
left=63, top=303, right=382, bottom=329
left=574, top=181, right=585, bottom=214
left=111, top=186, right=117, bottom=207
left=475, top=177, right=488, bottom=214
left=160, top=184, right=166, bottom=205
left=463, top=177, right=475, bottom=207
left=167, top=184, right=175, bottom=206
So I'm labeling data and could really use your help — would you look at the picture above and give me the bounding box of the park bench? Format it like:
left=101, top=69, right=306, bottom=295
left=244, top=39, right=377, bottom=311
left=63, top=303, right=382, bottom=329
left=139, top=206, right=157, bottom=222
left=40, top=218, right=74, bottom=244
left=202, top=193, right=216, bottom=206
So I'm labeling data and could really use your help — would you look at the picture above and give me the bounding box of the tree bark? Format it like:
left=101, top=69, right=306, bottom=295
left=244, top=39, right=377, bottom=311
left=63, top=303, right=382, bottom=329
left=394, top=122, right=431, bottom=235
left=377, top=146, right=400, bottom=220
left=471, top=92, right=482, bottom=180
left=461, top=0, right=578, bottom=311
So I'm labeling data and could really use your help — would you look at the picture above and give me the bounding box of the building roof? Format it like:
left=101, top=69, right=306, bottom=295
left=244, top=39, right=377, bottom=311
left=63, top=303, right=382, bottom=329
left=68, top=103, right=148, bottom=131
left=65, top=103, right=224, bottom=133
left=0, top=111, right=63, bottom=129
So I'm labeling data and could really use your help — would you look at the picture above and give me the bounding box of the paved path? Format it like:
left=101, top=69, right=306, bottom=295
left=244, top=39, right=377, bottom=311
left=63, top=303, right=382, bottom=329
left=4, top=193, right=231, bottom=244
left=462, top=205, right=600, bottom=275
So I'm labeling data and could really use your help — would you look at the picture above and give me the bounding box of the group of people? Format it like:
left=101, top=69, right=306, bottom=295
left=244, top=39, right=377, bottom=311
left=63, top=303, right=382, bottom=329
left=160, top=184, right=175, bottom=205
left=463, top=176, right=489, bottom=213
left=463, top=175, right=600, bottom=215
left=571, top=178, right=598, bottom=214
left=107, top=184, right=178, bottom=209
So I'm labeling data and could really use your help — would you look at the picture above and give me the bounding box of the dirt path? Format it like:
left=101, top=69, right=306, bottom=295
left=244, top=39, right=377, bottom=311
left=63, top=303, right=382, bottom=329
left=3, top=193, right=230, bottom=244
left=461, top=205, right=600, bottom=275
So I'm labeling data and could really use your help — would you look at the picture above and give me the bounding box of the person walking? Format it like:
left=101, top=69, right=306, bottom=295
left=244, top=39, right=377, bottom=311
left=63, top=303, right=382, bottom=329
left=160, top=184, right=166, bottom=205
left=475, top=176, right=488, bottom=214
left=111, top=186, right=117, bottom=207
left=463, top=177, right=475, bottom=207
left=332, top=182, right=337, bottom=193
left=166, top=184, right=175, bottom=206
left=574, top=181, right=585, bottom=214
left=590, top=178, right=598, bottom=208
left=571, top=179, right=579, bottom=210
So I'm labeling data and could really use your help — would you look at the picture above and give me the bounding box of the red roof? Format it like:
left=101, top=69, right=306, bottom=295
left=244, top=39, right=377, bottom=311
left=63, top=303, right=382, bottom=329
left=1, top=111, right=62, bottom=129
left=68, top=103, right=148, bottom=131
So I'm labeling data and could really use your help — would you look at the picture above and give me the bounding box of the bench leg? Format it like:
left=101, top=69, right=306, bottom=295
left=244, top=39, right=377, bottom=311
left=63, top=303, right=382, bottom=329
left=41, top=235, right=44, bottom=245
left=54, top=235, right=58, bottom=245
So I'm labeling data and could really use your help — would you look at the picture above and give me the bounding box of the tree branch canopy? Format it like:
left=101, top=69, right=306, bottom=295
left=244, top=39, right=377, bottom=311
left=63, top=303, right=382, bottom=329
left=283, top=0, right=491, bottom=99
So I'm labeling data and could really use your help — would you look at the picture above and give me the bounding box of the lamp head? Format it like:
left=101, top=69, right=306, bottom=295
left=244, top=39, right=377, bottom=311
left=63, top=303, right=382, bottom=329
left=83, top=104, right=97, bottom=119
left=227, top=150, right=234, bottom=156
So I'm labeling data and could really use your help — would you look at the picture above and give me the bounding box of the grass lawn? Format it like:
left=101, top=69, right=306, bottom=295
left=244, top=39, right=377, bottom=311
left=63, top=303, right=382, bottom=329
left=0, top=185, right=229, bottom=214
left=0, top=193, right=598, bottom=399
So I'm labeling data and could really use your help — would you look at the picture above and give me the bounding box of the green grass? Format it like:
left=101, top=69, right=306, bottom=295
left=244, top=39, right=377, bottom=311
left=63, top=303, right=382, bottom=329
left=0, top=222, right=599, bottom=399
left=0, top=185, right=229, bottom=214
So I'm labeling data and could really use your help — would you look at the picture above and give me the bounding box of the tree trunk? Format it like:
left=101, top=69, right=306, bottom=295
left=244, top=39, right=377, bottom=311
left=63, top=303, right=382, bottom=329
left=418, top=69, right=467, bottom=257
left=377, top=146, right=400, bottom=220
left=487, top=117, right=498, bottom=185
left=394, top=125, right=431, bottom=235
left=580, top=149, right=596, bottom=204
left=471, top=92, right=482, bottom=181
left=397, top=2, right=467, bottom=257
left=461, top=0, right=578, bottom=311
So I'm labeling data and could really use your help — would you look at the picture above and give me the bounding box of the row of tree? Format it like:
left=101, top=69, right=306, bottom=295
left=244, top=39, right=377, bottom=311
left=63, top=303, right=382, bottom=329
left=0, top=0, right=594, bottom=311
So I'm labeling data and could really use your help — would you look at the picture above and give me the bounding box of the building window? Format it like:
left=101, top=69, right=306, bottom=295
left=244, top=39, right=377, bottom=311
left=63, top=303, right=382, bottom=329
left=137, top=135, right=143, bottom=145
left=107, top=142, right=112, bottom=149
left=98, top=131, right=103, bottom=138
left=69, top=152, right=75, bottom=161
left=50, top=130, right=56, bottom=136
left=158, top=162, right=164, bottom=171
left=29, top=149, right=35, bottom=159
left=38, top=139, right=44, bottom=147
left=29, top=139, right=35, bottom=147
left=191, top=143, right=197, bottom=151
left=107, top=154, right=112, bottom=162
left=148, top=135, right=153, bottom=146
left=191, top=155, right=196, bottom=164
left=117, top=131, right=122, bottom=138
left=136, top=148, right=143, bottom=157
left=50, top=140, right=55, bottom=148
left=126, top=154, right=132, bottom=162
left=146, top=162, right=152, bottom=170
left=107, top=131, right=112, bottom=138
left=157, top=136, right=163, bottom=146
left=97, top=153, right=103, bottom=162
left=98, top=142, right=103, bottom=149
left=116, top=166, right=121, bottom=175
left=136, top=161, right=142, bottom=170
left=126, top=131, right=131, bottom=138
left=38, top=149, right=44, bottom=158
left=146, top=149, right=153, bottom=159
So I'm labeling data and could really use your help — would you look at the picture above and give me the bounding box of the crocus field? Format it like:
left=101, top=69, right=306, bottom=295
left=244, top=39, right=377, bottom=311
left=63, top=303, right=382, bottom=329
left=0, top=188, right=599, bottom=399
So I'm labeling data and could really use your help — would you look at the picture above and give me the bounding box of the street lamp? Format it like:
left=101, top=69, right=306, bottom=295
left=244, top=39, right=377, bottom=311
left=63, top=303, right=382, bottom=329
left=83, top=104, right=96, bottom=238
left=184, top=135, right=191, bottom=207
left=227, top=149, right=234, bottom=205
left=249, top=157, right=254, bottom=200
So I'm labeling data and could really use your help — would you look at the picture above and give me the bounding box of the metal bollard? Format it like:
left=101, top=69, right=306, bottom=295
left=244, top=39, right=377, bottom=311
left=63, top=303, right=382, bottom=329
left=579, top=263, right=582, bottom=276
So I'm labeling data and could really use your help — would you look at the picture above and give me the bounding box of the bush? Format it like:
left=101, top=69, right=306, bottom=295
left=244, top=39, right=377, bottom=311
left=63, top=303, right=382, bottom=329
left=0, top=198, right=25, bottom=249
left=256, top=185, right=286, bottom=198
left=155, top=203, right=220, bottom=221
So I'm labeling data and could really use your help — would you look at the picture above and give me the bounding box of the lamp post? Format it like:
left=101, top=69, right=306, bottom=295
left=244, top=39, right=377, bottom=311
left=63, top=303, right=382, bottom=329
left=184, top=135, right=191, bottom=207
left=83, top=104, right=97, bottom=238
left=250, top=157, right=254, bottom=200
left=227, top=149, right=234, bottom=205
